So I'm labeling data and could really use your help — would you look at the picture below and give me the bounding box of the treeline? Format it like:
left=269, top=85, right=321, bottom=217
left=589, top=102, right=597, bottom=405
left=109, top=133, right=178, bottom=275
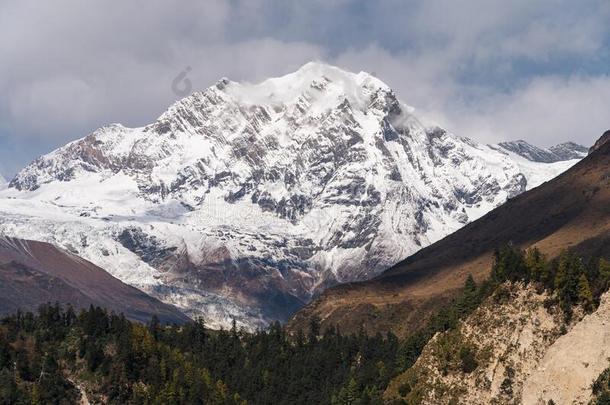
left=1, top=245, right=608, bottom=405
left=394, top=273, right=487, bottom=375
left=491, top=245, right=610, bottom=319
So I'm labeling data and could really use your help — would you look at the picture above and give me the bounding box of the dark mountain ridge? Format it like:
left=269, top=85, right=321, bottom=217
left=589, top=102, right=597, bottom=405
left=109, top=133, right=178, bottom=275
left=0, top=236, right=189, bottom=324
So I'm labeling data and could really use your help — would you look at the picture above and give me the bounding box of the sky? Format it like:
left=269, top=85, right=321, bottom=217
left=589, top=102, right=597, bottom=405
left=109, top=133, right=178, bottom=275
left=1, top=0, right=609, bottom=178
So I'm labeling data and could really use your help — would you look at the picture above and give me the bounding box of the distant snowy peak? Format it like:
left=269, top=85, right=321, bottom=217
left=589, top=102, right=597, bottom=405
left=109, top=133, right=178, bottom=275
left=496, top=140, right=587, bottom=163
left=549, top=142, right=589, bottom=160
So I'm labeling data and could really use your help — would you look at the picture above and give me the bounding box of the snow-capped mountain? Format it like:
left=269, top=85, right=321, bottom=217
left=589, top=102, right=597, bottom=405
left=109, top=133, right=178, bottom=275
left=0, top=63, right=583, bottom=329
left=496, top=140, right=587, bottom=163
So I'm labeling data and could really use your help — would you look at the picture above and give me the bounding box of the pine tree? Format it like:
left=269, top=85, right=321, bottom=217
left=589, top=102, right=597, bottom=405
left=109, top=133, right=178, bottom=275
left=295, top=329, right=305, bottom=348
left=600, top=258, right=610, bottom=287
left=464, top=274, right=476, bottom=295
left=457, top=274, right=478, bottom=316
left=578, top=273, right=594, bottom=310
left=491, top=248, right=507, bottom=283
left=0, top=335, right=10, bottom=370
left=525, top=248, right=547, bottom=282
left=31, top=383, right=41, bottom=405
left=491, top=244, right=527, bottom=283
left=0, top=369, right=26, bottom=404
left=345, top=378, right=360, bottom=405
left=148, top=314, right=160, bottom=340
left=230, top=318, right=239, bottom=340
left=554, top=251, right=570, bottom=295
left=333, top=378, right=361, bottom=405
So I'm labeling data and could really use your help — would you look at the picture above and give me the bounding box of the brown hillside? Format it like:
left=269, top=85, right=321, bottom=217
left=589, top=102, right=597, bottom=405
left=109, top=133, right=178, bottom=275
left=0, top=237, right=190, bottom=324
left=289, top=132, right=610, bottom=337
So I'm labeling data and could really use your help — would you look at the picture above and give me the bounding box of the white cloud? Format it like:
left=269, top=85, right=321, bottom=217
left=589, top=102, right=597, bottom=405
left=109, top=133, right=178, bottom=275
left=447, top=75, right=610, bottom=145
left=0, top=0, right=609, bottom=176
left=333, top=45, right=610, bottom=147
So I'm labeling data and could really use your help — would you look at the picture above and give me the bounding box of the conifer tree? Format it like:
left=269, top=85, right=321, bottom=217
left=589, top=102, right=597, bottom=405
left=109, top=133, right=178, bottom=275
left=0, top=335, right=10, bottom=370
left=308, top=316, right=321, bottom=345
left=578, top=273, right=594, bottom=310
left=525, top=248, right=547, bottom=283
left=554, top=251, right=570, bottom=296
left=345, top=377, right=360, bottom=405
left=457, top=274, right=478, bottom=316
left=148, top=314, right=160, bottom=340
left=600, top=258, right=610, bottom=288
left=30, top=383, right=41, bottom=405
left=491, top=248, right=507, bottom=283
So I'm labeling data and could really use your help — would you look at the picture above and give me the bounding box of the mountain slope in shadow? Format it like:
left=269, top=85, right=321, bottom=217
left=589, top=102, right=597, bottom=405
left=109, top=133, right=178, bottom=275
left=0, top=236, right=190, bottom=324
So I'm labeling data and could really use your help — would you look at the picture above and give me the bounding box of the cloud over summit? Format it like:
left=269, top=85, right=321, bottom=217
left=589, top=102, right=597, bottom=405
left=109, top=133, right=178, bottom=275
left=0, top=0, right=609, bottom=176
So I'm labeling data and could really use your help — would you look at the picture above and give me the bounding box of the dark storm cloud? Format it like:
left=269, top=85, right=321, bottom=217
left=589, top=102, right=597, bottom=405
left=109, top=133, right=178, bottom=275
left=0, top=0, right=609, bottom=177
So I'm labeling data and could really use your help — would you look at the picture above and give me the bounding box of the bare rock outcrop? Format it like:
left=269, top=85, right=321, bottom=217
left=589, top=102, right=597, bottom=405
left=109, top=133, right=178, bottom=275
left=385, top=282, right=610, bottom=405
left=385, top=283, right=567, bottom=404
left=522, top=291, right=610, bottom=404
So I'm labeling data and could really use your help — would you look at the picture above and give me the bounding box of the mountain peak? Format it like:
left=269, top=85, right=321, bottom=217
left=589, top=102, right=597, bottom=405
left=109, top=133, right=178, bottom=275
left=218, top=62, right=391, bottom=111
left=215, top=77, right=231, bottom=90
left=289, top=127, right=610, bottom=338
left=0, top=64, right=584, bottom=329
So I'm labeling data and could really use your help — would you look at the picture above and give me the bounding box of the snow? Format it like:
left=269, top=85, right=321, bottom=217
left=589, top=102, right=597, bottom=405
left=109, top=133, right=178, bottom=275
left=0, top=62, right=584, bottom=330
left=226, top=62, right=388, bottom=112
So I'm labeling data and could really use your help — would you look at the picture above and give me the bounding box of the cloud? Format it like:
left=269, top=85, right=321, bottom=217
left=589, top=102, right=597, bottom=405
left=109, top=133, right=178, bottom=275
left=0, top=0, right=609, bottom=176
left=447, top=75, right=610, bottom=145
left=334, top=45, right=610, bottom=147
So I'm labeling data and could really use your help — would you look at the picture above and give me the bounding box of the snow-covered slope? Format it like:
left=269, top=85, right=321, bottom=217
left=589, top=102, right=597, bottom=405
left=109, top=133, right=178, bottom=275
left=0, top=63, right=582, bottom=329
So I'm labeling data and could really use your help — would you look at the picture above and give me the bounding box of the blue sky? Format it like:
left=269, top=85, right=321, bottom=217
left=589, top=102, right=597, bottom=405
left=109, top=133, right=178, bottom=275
left=1, top=0, right=609, bottom=178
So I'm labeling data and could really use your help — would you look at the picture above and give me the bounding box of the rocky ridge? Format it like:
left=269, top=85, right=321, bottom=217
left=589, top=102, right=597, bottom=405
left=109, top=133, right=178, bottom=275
left=497, top=140, right=587, bottom=163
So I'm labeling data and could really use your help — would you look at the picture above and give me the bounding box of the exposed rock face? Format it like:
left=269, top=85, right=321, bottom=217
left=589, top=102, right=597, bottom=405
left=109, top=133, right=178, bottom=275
left=384, top=283, right=567, bottom=404
left=385, top=283, right=610, bottom=405
left=548, top=142, right=589, bottom=161
left=522, top=291, right=610, bottom=404
left=0, top=63, right=582, bottom=329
